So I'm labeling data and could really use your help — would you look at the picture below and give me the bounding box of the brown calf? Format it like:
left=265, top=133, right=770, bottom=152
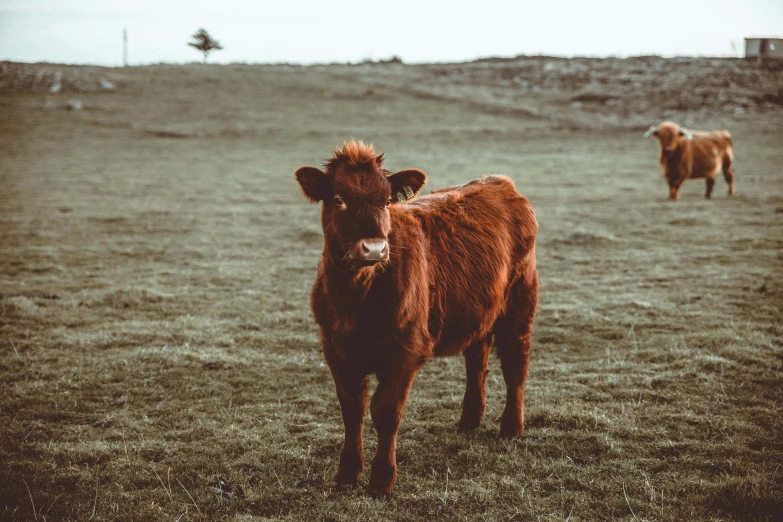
left=294, top=141, right=539, bottom=496
left=644, top=121, right=735, bottom=200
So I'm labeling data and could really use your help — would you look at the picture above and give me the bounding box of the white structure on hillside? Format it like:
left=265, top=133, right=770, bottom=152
left=744, top=38, right=783, bottom=60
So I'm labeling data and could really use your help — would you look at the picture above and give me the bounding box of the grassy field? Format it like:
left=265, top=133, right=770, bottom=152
left=1, top=63, right=782, bottom=521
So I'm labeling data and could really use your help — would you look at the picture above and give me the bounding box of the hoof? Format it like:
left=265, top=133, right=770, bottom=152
left=498, top=427, right=524, bottom=439
left=367, top=484, right=393, bottom=499
left=335, top=468, right=362, bottom=490
left=499, top=416, right=524, bottom=438
left=335, top=459, right=363, bottom=488
left=368, top=464, right=396, bottom=498
left=335, top=480, right=360, bottom=492
left=457, top=417, right=481, bottom=433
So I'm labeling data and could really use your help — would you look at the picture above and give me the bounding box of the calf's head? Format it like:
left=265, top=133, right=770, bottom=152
left=294, top=141, right=426, bottom=270
left=644, top=121, right=693, bottom=152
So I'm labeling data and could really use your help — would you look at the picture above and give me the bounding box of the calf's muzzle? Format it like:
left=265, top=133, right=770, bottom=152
left=353, top=238, right=389, bottom=264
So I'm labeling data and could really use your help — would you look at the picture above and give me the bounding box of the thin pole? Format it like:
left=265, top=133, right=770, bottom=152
left=123, top=28, right=128, bottom=67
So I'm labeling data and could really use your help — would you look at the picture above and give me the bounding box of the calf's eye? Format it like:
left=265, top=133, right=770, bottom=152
left=333, top=196, right=344, bottom=207
left=386, top=199, right=392, bottom=207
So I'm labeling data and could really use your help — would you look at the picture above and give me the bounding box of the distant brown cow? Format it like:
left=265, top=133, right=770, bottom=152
left=644, top=121, right=735, bottom=200
left=294, top=141, right=539, bottom=496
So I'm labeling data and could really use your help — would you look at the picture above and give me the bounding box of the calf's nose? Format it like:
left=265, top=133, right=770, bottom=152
left=360, top=239, right=388, bottom=263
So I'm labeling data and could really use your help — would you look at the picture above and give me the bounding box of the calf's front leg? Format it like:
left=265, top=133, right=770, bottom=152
left=369, top=364, right=422, bottom=496
left=668, top=182, right=681, bottom=201
left=331, top=368, right=369, bottom=487
left=458, top=336, right=492, bottom=432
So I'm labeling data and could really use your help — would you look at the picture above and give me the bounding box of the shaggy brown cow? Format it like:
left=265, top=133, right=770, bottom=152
left=644, top=121, right=735, bottom=200
left=294, top=141, right=539, bottom=496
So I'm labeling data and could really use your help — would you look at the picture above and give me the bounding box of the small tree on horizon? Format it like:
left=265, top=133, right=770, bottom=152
left=188, top=28, right=223, bottom=63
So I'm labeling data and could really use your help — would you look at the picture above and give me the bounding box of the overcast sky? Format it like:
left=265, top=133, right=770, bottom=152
left=1, top=0, right=781, bottom=65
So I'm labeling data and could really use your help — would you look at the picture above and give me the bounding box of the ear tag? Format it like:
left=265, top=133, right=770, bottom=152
left=395, top=185, right=415, bottom=202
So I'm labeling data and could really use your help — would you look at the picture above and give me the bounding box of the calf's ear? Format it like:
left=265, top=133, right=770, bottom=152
left=679, top=128, right=693, bottom=140
left=388, top=168, right=427, bottom=203
left=643, top=126, right=659, bottom=138
left=294, top=166, right=330, bottom=203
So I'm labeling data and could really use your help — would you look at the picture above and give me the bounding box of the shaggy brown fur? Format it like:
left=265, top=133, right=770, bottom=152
left=645, top=121, right=735, bottom=200
left=294, top=141, right=539, bottom=496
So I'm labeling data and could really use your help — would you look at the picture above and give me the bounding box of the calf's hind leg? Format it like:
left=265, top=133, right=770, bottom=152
left=458, top=335, right=492, bottom=432
left=723, top=155, right=735, bottom=196
left=494, top=258, right=539, bottom=438
left=705, top=177, right=715, bottom=199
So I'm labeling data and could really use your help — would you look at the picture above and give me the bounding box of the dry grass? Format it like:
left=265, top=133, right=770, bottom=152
left=1, top=62, right=782, bottom=521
